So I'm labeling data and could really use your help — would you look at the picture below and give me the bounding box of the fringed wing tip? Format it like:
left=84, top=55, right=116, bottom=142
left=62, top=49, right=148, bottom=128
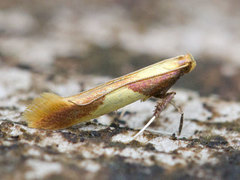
left=23, top=93, right=68, bottom=129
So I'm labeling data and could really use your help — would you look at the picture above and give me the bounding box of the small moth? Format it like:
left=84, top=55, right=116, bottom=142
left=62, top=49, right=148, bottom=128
left=24, top=54, right=196, bottom=137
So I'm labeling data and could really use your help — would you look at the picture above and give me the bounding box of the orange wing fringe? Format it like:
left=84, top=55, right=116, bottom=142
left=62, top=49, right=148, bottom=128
left=23, top=93, right=73, bottom=129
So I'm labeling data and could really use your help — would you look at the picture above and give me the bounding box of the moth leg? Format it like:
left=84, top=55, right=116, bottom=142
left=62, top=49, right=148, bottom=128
left=170, top=101, right=184, bottom=136
left=119, top=109, right=126, bottom=119
left=112, top=110, right=125, bottom=126
left=133, top=92, right=176, bottom=139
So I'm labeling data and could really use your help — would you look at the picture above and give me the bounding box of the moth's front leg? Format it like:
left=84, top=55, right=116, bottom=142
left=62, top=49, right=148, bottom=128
left=133, top=92, right=184, bottom=139
left=154, top=92, right=184, bottom=136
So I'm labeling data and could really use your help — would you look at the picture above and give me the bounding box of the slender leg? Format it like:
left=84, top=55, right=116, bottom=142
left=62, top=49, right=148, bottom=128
left=170, top=101, right=184, bottom=135
left=119, top=109, right=126, bottom=119
left=132, top=92, right=176, bottom=139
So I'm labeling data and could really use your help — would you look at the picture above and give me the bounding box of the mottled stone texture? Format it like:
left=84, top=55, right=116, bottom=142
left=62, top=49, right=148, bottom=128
left=0, top=0, right=240, bottom=180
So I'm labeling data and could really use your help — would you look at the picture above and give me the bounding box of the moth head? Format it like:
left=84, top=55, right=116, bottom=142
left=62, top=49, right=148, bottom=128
left=176, top=53, right=196, bottom=73
left=187, top=53, right=196, bottom=72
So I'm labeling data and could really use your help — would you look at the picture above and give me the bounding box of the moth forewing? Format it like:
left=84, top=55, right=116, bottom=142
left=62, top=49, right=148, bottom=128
left=67, top=53, right=195, bottom=106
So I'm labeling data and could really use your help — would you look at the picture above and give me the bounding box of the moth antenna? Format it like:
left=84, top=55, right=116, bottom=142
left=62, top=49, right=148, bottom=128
left=133, top=116, right=156, bottom=139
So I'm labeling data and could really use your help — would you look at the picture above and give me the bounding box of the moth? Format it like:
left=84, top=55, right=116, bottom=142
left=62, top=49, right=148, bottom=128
left=23, top=54, right=196, bottom=138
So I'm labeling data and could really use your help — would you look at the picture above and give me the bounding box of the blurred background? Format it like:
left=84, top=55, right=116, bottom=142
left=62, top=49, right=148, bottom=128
left=0, top=0, right=240, bottom=100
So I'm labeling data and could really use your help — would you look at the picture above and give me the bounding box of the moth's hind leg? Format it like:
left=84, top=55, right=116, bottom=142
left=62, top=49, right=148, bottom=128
left=133, top=92, right=177, bottom=139
left=170, top=101, right=184, bottom=135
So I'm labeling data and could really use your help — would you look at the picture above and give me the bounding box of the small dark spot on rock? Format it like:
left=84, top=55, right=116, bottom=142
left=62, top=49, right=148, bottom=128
left=106, top=142, right=127, bottom=149
left=10, top=135, right=19, bottom=140
left=207, top=116, right=212, bottom=120
left=110, top=122, right=119, bottom=128
left=19, top=121, right=28, bottom=126
left=127, top=140, right=143, bottom=148
left=200, top=135, right=228, bottom=148
left=150, top=155, right=156, bottom=162
left=16, top=64, right=32, bottom=71
left=144, top=143, right=156, bottom=151
left=46, top=74, right=56, bottom=81
left=114, top=118, right=126, bottom=125
left=35, top=136, right=41, bottom=143
left=164, top=118, right=169, bottom=123
left=186, top=138, right=198, bottom=147
left=181, top=137, right=187, bottom=141
left=194, top=130, right=200, bottom=135
left=90, top=131, right=101, bottom=137
left=170, top=133, right=177, bottom=140
left=172, top=150, right=179, bottom=155
left=61, top=132, right=78, bottom=143
left=123, top=111, right=133, bottom=116
left=19, top=128, right=27, bottom=135
left=93, top=119, right=98, bottom=123
left=45, top=131, right=53, bottom=137
left=44, top=145, right=60, bottom=155
left=85, top=122, right=92, bottom=126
